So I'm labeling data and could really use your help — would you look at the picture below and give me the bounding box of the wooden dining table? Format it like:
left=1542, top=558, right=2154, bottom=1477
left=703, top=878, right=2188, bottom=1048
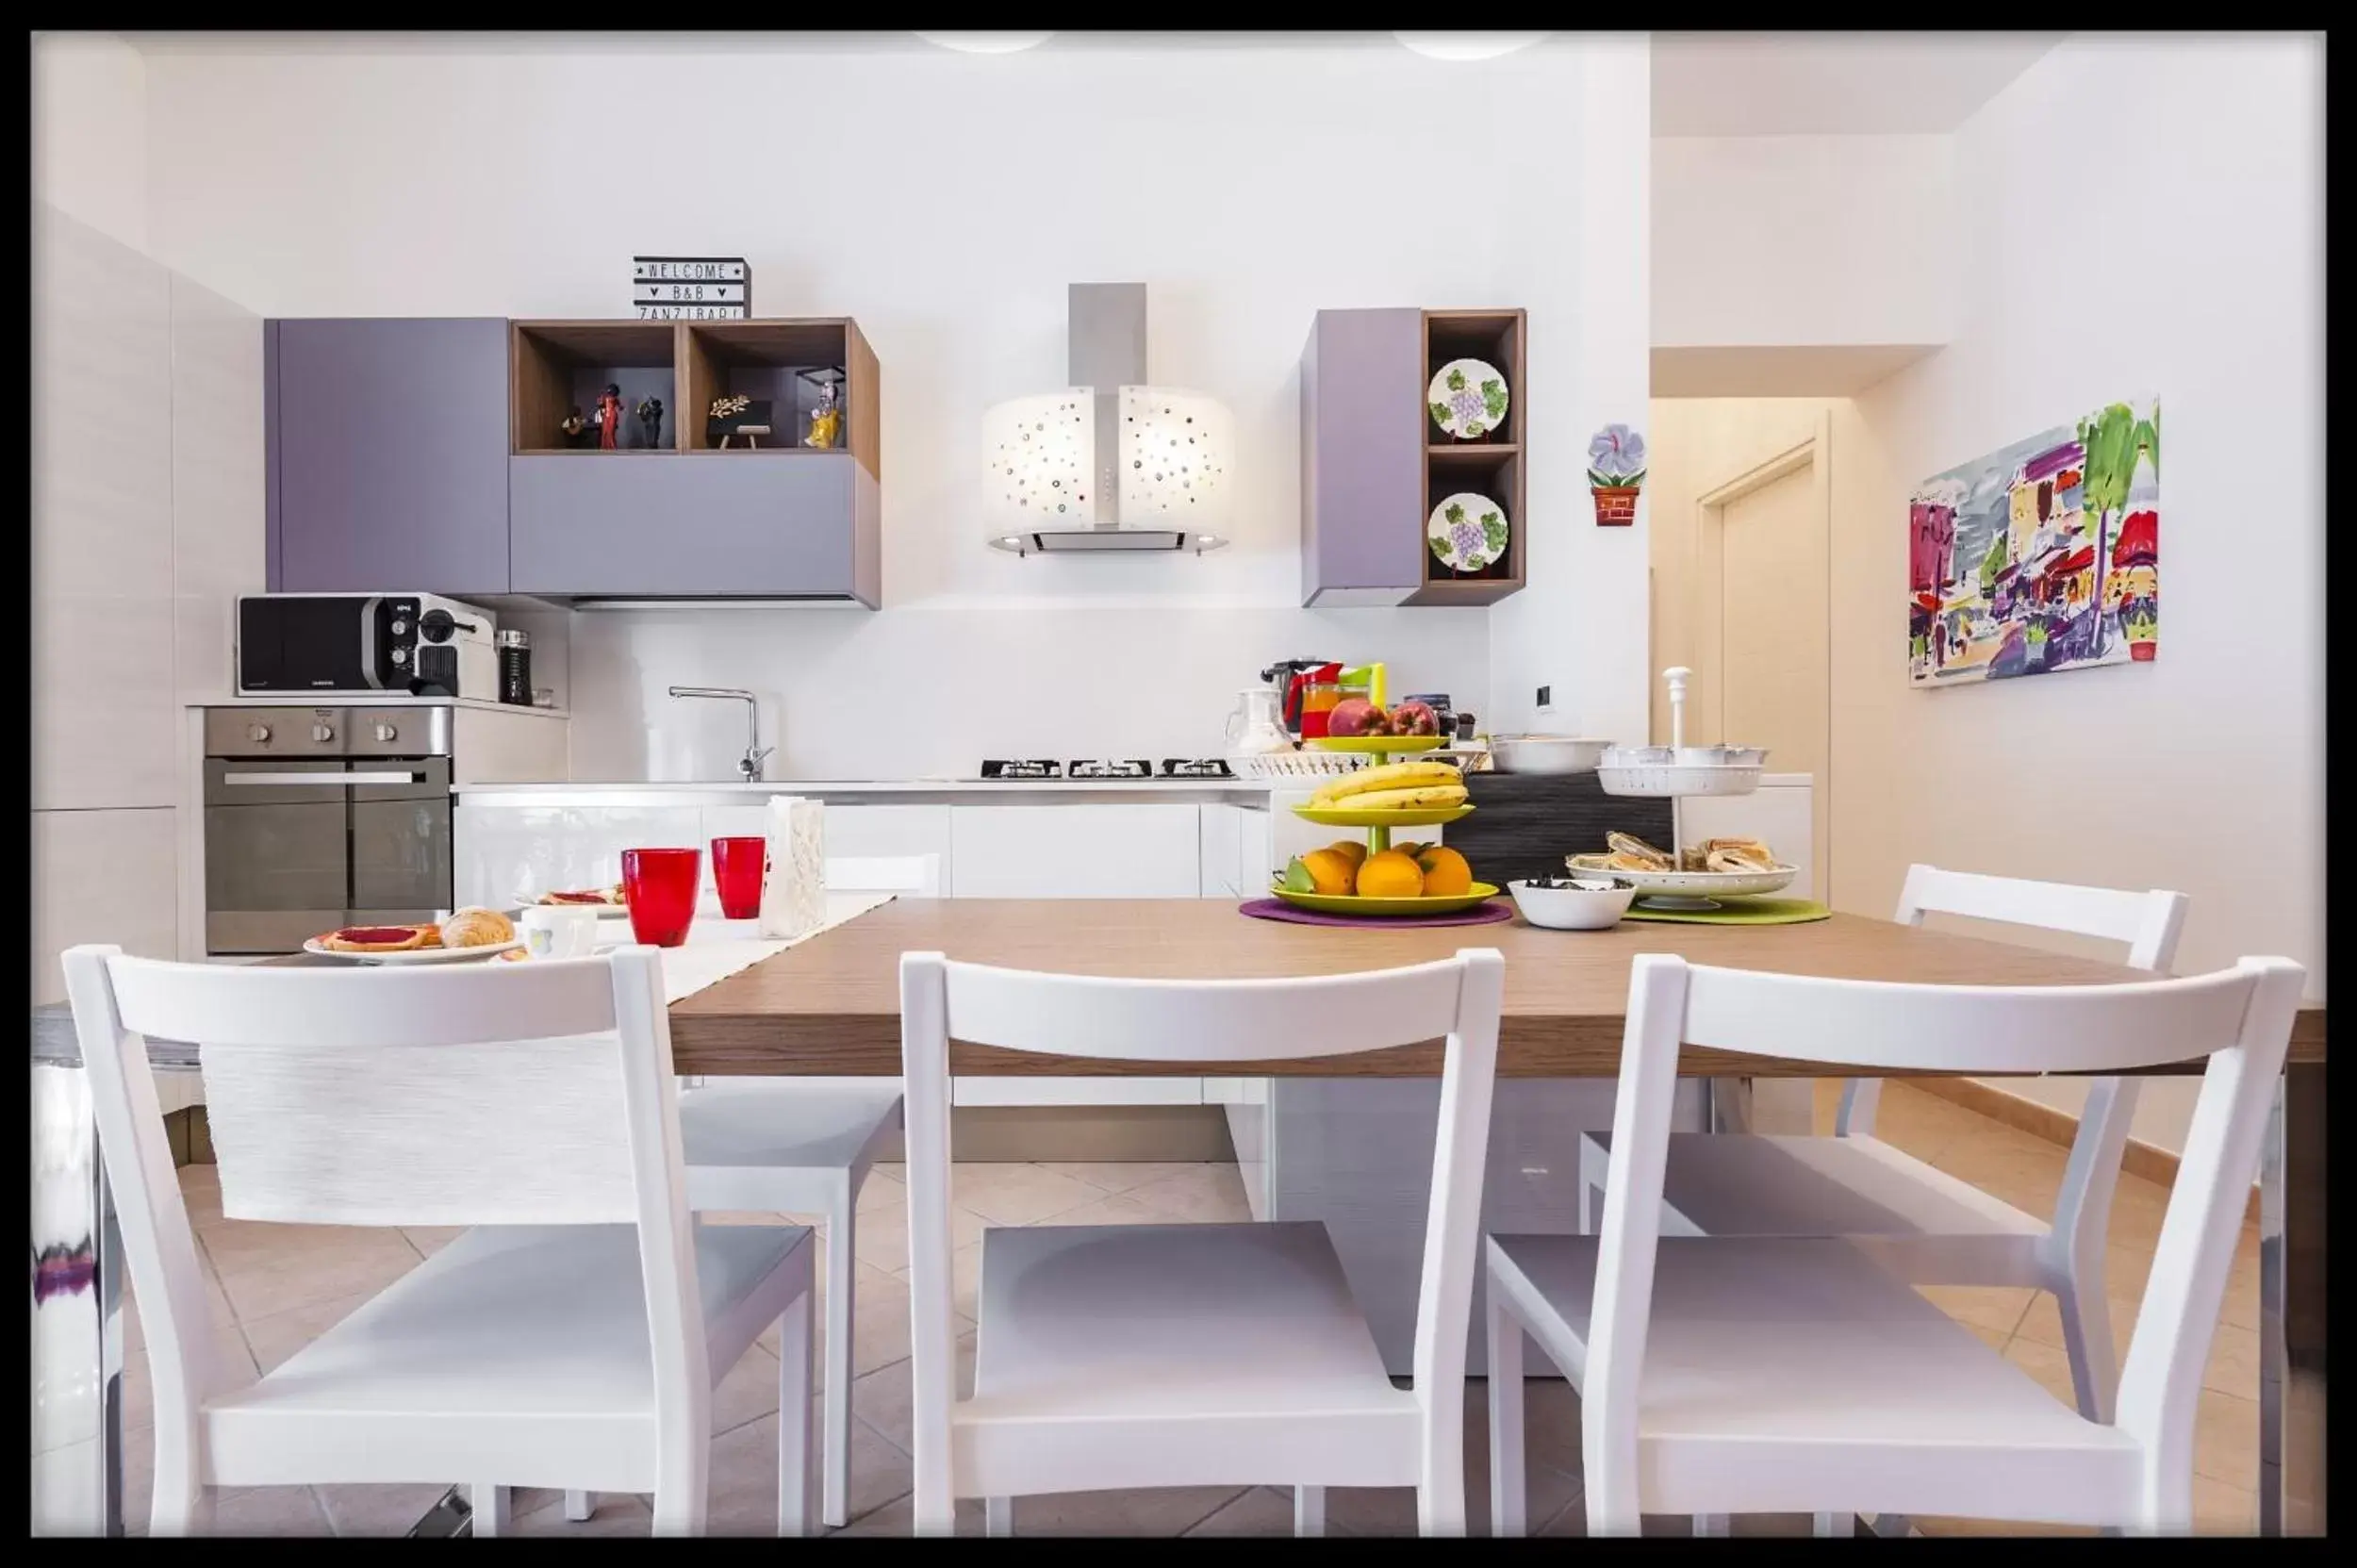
left=667, top=897, right=2326, bottom=1536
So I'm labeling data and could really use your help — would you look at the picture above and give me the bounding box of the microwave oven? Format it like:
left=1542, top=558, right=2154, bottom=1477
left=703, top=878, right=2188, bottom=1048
left=236, top=593, right=499, bottom=699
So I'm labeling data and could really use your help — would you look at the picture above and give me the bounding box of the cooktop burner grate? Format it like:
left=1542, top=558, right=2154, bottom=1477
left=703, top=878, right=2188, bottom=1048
left=1066, top=758, right=1154, bottom=780
left=1159, top=758, right=1236, bottom=778
left=979, top=758, right=1062, bottom=780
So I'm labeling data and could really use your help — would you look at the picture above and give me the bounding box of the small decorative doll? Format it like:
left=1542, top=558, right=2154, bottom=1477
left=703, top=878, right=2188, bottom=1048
left=635, top=396, right=665, bottom=451
left=804, top=377, right=842, bottom=450
left=597, top=383, right=625, bottom=450
left=560, top=406, right=588, bottom=449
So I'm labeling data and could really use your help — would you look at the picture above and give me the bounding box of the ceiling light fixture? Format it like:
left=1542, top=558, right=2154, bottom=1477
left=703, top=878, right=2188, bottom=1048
left=1393, top=32, right=1549, bottom=62
left=985, top=284, right=1233, bottom=557
left=914, top=32, right=1054, bottom=54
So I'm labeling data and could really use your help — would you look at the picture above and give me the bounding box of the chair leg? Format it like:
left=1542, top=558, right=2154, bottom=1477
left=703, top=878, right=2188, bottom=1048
left=564, top=1491, right=594, bottom=1522
left=467, top=1484, right=511, bottom=1538
left=1814, top=1511, right=1854, bottom=1536
left=822, top=1195, right=856, bottom=1527
left=2055, top=1281, right=2118, bottom=1424
left=1692, top=1513, right=1730, bottom=1536
left=149, top=1439, right=210, bottom=1537
left=1487, top=1288, right=1528, bottom=1537
left=778, top=1289, right=816, bottom=1537
left=986, top=1496, right=1014, bottom=1537
left=1295, top=1485, right=1326, bottom=1537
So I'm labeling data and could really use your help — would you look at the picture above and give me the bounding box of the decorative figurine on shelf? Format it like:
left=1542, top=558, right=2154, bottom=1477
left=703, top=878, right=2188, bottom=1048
left=635, top=396, right=665, bottom=452
left=804, top=378, right=842, bottom=450
left=560, top=405, right=589, bottom=449
left=596, top=383, right=625, bottom=451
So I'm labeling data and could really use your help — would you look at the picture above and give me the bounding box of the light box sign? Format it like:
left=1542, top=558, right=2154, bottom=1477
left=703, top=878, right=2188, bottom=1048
left=632, top=256, right=750, bottom=320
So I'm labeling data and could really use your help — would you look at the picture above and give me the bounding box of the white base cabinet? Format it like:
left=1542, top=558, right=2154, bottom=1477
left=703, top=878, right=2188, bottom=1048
left=947, top=803, right=1201, bottom=898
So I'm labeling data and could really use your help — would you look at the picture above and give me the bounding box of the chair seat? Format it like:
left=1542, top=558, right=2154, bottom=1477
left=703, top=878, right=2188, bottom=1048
left=681, top=1081, right=904, bottom=1174
left=206, top=1222, right=811, bottom=1488
left=1487, top=1234, right=2137, bottom=1518
left=971, top=1221, right=1405, bottom=1423
left=1586, top=1131, right=2045, bottom=1241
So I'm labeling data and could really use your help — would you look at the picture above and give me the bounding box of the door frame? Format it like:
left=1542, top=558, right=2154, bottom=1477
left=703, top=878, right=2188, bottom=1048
left=1680, top=410, right=1834, bottom=900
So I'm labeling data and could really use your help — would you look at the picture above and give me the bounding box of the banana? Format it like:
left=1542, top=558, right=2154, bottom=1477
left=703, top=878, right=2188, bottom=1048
left=1335, top=784, right=1468, bottom=812
left=1311, top=759, right=1463, bottom=803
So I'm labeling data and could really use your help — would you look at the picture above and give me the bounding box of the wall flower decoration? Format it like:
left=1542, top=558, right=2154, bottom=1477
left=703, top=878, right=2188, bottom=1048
left=1587, top=422, right=1647, bottom=525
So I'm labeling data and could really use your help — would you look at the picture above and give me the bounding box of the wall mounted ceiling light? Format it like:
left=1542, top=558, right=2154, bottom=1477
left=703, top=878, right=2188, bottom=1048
left=985, top=284, right=1233, bottom=557
left=1393, top=32, right=1549, bottom=62
left=914, top=32, right=1054, bottom=54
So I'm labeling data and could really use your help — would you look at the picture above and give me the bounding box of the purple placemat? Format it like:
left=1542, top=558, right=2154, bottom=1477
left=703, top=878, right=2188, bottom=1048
left=1238, top=897, right=1516, bottom=930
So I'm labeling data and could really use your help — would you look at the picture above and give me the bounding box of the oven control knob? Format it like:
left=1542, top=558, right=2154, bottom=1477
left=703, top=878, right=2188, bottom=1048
left=246, top=723, right=272, bottom=744
left=311, top=722, right=336, bottom=743
left=390, top=619, right=409, bottom=637
left=390, top=647, right=409, bottom=666
left=372, top=722, right=397, bottom=744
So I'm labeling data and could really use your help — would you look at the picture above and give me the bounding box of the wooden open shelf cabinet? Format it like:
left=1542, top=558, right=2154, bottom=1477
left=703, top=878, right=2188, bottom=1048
left=1409, top=308, right=1525, bottom=607
left=509, top=318, right=880, bottom=479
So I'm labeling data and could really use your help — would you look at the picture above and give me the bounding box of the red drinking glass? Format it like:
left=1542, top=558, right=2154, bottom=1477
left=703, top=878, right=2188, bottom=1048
left=620, top=848, right=701, bottom=949
left=710, top=836, right=767, bottom=919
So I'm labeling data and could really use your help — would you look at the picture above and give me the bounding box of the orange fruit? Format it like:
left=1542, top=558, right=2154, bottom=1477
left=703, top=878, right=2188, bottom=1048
left=1354, top=849, right=1426, bottom=899
left=1393, top=841, right=1427, bottom=861
left=1297, top=848, right=1358, bottom=896
left=1416, top=845, right=1474, bottom=897
left=1327, top=840, right=1370, bottom=870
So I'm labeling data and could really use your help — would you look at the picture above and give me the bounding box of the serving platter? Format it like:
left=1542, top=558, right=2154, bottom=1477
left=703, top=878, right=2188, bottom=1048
left=1563, top=857, right=1797, bottom=908
left=1269, top=881, right=1500, bottom=918
left=302, top=938, right=522, bottom=965
left=1290, top=801, right=1475, bottom=829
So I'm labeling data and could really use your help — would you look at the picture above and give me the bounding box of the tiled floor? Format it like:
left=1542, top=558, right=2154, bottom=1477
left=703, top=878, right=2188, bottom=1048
left=117, top=1083, right=2272, bottom=1536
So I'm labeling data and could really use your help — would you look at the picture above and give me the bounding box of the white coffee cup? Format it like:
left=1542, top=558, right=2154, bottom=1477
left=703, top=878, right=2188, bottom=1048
left=519, top=903, right=602, bottom=959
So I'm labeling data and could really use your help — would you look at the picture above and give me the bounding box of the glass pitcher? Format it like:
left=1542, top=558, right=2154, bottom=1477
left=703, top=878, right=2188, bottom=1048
left=1224, top=687, right=1294, bottom=755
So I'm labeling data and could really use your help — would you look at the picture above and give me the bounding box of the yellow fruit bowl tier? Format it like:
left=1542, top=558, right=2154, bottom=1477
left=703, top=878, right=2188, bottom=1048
left=1268, top=883, right=1502, bottom=918
left=1291, top=802, right=1475, bottom=829
left=1305, top=734, right=1448, bottom=754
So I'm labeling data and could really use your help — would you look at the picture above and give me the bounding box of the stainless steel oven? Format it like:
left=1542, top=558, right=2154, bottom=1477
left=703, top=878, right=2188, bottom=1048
left=202, top=705, right=454, bottom=954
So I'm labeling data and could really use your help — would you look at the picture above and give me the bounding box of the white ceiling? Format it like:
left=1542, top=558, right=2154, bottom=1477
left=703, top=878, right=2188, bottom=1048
left=1653, top=32, right=2060, bottom=137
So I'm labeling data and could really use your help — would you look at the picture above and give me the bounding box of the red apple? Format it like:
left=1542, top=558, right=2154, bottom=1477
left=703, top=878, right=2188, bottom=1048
left=1392, top=701, right=1440, bottom=736
left=1327, top=697, right=1383, bottom=736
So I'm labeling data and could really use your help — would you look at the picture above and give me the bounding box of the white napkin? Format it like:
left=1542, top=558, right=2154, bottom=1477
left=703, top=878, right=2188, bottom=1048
left=757, top=796, right=829, bottom=941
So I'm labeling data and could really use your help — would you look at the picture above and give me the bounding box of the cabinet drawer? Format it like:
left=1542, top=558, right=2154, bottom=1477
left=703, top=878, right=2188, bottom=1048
left=509, top=454, right=864, bottom=599
left=948, top=804, right=1200, bottom=899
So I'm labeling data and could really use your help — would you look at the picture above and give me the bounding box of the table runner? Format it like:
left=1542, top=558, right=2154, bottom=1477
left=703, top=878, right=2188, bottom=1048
left=652, top=890, right=896, bottom=1003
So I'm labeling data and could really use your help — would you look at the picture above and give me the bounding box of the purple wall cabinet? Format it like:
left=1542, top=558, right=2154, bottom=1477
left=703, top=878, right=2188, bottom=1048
left=268, top=318, right=513, bottom=595
left=1299, top=306, right=1526, bottom=608
left=507, top=454, right=880, bottom=604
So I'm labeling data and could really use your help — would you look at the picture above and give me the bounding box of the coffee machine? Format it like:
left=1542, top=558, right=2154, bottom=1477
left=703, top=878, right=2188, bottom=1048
left=1258, top=659, right=1338, bottom=739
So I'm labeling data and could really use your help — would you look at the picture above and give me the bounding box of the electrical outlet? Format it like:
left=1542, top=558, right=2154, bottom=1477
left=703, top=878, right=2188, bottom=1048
left=1536, top=685, right=1552, bottom=708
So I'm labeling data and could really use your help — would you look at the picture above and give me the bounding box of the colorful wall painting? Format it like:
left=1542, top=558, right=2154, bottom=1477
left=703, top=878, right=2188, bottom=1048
left=1907, top=398, right=2159, bottom=685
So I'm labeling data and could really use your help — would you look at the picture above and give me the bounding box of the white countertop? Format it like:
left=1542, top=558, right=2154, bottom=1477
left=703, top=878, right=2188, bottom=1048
left=456, top=778, right=1275, bottom=804
left=189, top=694, right=569, bottom=718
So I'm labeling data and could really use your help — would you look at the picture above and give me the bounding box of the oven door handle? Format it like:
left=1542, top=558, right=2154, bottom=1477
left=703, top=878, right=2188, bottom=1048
left=221, top=770, right=424, bottom=786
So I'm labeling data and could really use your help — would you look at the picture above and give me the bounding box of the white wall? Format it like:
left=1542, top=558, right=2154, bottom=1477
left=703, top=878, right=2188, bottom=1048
left=1654, top=134, right=1953, bottom=352
left=31, top=34, right=148, bottom=253
left=135, top=38, right=1655, bottom=776
left=1489, top=37, right=1653, bottom=744
left=1833, top=35, right=2325, bottom=1149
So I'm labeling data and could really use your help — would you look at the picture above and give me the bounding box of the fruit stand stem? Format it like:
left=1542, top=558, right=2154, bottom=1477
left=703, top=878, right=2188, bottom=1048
left=1369, top=825, right=1391, bottom=854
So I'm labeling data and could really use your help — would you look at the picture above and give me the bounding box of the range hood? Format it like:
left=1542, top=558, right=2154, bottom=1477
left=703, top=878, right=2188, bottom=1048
left=983, top=283, right=1233, bottom=556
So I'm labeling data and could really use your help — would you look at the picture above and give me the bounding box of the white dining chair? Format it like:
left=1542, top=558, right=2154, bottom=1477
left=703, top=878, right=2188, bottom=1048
left=61, top=943, right=817, bottom=1538
left=586, top=850, right=935, bottom=1530
left=1491, top=949, right=2303, bottom=1536
left=1579, top=867, right=2187, bottom=1440
left=900, top=947, right=1505, bottom=1537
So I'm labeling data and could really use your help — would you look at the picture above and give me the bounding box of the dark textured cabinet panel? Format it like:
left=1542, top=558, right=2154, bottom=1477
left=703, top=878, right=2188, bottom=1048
left=271, top=318, right=512, bottom=595
left=508, top=454, right=863, bottom=600
left=1447, top=773, right=1673, bottom=889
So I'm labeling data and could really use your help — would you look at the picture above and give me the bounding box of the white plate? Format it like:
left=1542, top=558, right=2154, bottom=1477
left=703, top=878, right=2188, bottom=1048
left=302, top=937, right=523, bottom=965
left=1428, top=492, right=1509, bottom=573
left=1427, top=357, right=1509, bottom=440
left=1563, top=859, right=1797, bottom=900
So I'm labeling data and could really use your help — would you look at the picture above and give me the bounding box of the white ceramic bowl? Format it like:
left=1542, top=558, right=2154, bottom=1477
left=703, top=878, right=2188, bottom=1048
left=1508, top=877, right=1637, bottom=931
left=1489, top=736, right=1613, bottom=775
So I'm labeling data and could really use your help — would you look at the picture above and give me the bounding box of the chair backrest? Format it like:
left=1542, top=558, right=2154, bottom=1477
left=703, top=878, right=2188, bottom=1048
left=60, top=944, right=707, bottom=1472
left=897, top=948, right=1505, bottom=1497
left=1585, top=952, right=2302, bottom=1528
left=1837, top=866, right=2189, bottom=1136
left=828, top=854, right=944, bottom=896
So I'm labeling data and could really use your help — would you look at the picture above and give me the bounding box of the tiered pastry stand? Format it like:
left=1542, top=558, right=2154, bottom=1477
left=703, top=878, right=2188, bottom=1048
left=1591, top=667, right=1788, bottom=910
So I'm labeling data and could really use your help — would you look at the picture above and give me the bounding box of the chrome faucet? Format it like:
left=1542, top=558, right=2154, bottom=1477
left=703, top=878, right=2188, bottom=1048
left=667, top=685, right=774, bottom=781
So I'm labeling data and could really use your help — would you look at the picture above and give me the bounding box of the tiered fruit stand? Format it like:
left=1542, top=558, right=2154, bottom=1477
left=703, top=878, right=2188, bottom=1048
left=1272, top=734, right=1499, bottom=916
left=1586, top=667, right=1795, bottom=910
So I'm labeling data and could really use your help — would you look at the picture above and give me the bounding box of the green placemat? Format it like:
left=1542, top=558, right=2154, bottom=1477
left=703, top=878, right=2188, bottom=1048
left=1622, top=897, right=1831, bottom=925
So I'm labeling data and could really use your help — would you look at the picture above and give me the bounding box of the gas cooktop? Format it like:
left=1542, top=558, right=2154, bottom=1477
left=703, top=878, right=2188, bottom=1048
left=977, top=759, right=1236, bottom=781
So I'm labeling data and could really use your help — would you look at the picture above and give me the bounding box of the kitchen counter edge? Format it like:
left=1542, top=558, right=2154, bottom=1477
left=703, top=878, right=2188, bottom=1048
left=455, top=779, right=1278, bottom=806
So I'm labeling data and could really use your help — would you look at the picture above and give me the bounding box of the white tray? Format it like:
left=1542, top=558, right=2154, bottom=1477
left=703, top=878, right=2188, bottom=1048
left=1565, top=859, right=1795, bottom=903
left=1596, top=763, right=1762, bottom=798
